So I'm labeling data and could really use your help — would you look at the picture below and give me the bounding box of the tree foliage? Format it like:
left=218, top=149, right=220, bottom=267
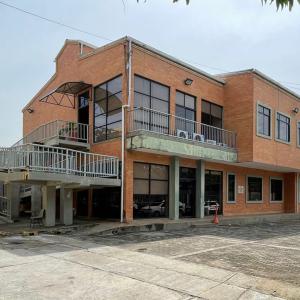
left=137, top=0, right=299, bottom=10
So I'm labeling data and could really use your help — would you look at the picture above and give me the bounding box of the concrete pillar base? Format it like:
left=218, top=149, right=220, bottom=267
left=60, top=187, right=73, bottom=226
left=42, top=185, right=56, bottom=227
left=169, top=156, right=179, bottom=220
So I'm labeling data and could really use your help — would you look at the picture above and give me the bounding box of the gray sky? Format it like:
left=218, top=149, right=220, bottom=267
left=0, top=0, right=299, bottom=146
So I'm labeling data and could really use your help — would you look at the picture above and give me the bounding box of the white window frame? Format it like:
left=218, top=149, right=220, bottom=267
left=297, top=121, right=300, bottom=148
left=270, top=177, right=284, bottom=203
left=227, top=173, right=236, bottom=203
left=246, top=175, right=263, bottom=203
left=275, top=111, right=291, bottom=145
left=256, top=102, right=272, bottom=140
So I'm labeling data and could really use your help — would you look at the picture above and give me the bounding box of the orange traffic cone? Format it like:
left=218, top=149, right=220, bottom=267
left=212, top=206, right=219, bottom=224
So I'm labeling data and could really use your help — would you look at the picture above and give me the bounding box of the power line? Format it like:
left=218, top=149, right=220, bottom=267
left=0, top=1, right=113, bottom=42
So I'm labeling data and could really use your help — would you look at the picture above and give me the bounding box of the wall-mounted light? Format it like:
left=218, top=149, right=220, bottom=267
left=293, top=107, right=299, bottom=114
left=26, top=108, right=34, bottom=114
left=184, top=78, right=193, bottom=86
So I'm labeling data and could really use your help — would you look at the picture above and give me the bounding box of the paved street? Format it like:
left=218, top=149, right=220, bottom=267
left=0, top=221, right=300, bottom=299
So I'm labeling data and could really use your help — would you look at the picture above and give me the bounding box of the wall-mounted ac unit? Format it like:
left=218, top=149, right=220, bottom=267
left=192, top=133, right=205, bottom=142
left=176, top=129, right=189, bottom=139
left=206, top=139, right=217, bottom=145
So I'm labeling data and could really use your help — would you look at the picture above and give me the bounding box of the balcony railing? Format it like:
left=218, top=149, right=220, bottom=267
left=0, top=144, right=119, bottom=178
left=13, top=120, right=89, bottom=147
left=128, top=107, right=237, bottom=149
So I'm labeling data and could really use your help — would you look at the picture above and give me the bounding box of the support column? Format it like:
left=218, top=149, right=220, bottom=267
left=169, top=156, right=179, bottom=220
left=60, top=187, right=73, bottom=225
left=196, top=160, right=205, bottom=218
left=42, top=185, right=56, bottom=227
left=5, top=183, right=20, bottom=219
left=31, top=185, right=42, bottom=216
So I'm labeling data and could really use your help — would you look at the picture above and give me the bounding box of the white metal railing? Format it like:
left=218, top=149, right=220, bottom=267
left=0, top=144, right=119, bottom=178
left=13, top=120, right=89, bottom=147
left=128, top=107, right=237, bottom=149
left=0, top=196, right=10, bottom=218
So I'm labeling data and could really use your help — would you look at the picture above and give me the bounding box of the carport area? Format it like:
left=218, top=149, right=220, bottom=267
left=0, top=220, right=300, bottom=299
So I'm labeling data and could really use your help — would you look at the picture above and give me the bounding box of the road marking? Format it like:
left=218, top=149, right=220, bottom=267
left=171, top=241, right=257, bottom=259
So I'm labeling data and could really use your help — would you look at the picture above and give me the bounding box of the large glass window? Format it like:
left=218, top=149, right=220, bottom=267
left=175, top=91, right=196, bottom=133
left=133, top=163, right=169, bottom=218
left=227, top=174, right=236, bottom=202
left=247, top=176, right=263, bottom=202
left=270, top=178, right=283, bottom=202
left=201, top=100, right=223, bottom=128
left=257, top=104, right=271, bottom=137
left=134, top=75, right=170, bottom=133
left=276, top=112, right=290, bottom=143
left=94, top=76, right=122, bottom=142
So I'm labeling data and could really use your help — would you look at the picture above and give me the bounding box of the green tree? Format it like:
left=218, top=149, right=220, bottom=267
left=137, top=0, right=299, bottom=10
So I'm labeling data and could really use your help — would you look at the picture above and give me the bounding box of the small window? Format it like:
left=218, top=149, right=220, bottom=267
left=247, top=176, right=263, bottom=202
left=276, top=112, right=290, bottom=143
left=257, top=104, right=271, bottom=137
left=270, top=178, right=283, bottom=202
left=227, top=174, right=236, bottom=202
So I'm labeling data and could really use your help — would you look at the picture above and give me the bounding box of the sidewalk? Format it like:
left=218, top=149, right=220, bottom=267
left=1, top=213, right=299, bottom=237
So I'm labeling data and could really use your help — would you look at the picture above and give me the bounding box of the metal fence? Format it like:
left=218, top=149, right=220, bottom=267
left=128, top=107, right=237, bottom=149
left=0, top=144, right=119, bottom=178
left=0, top=196, right=10, bottom=218
left=13, top=120, right=89, bottom=147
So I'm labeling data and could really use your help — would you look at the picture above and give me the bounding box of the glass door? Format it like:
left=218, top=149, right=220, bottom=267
left=205, top=170, right=223, bottom=215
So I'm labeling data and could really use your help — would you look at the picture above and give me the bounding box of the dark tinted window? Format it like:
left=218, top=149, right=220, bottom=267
left=270, top=178, right=283, bottom=201
left=201, top=100, right=223, bottom=128
left=94, top=75, right=122, bottom=142
left=248, top=177, right=263, bottom=202
left=228, top=174, right=235, bottom=202
left=276, top=113, right=290, bottom=142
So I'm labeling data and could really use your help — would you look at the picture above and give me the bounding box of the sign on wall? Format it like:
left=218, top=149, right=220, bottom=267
left=238, top=185, right=245, bottom=194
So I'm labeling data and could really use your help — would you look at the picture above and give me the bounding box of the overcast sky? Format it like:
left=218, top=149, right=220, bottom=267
left=0, top=0, right=299, bottom=146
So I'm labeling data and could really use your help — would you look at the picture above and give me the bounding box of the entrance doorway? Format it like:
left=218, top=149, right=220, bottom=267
left=179, top=167, right=196, bottom=218
left=78, top=91, right=89, bottom=142
left=205, top=170, right=223, bottom=215
left=76, top=190, right=89, bottom=217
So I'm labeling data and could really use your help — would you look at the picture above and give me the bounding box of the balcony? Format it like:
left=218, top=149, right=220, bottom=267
left=127, top=107, right=237, bottom=163
left=0, top=144, right=120, bottom=187
left=13, top=120, right=89, bottom=150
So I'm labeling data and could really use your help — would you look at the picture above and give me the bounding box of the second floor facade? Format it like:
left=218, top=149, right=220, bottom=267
left=21, top=37, right=300, bottom=171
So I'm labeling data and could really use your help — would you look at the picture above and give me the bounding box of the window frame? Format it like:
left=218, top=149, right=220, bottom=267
left=201, top=99, right=223, bottom=128
left=227, top=173, right=236, bottom=203
left=246, top=175, right=263, bottom=203
left=275, top=111, right=291, bottom=145
left=256, top=102, right=272, bottom=139
left=93, top=74, right=122, bottom=143
left=270, top=177, right=284, bottom=203
left=297, top=121, right=300, bottom=148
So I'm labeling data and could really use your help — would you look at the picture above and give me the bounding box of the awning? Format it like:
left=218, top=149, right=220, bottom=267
left=39, top=81, right=92, bottom=108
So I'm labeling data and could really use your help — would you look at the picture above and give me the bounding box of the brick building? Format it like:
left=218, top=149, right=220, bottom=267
left=1, top=36, right=299, bottom=225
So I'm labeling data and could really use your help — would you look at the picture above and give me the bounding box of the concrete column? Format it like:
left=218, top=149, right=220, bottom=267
left=31, top=185, right=42, bottom=216
left=60, top=187, right=73, bottom=226
left=5, top=183, right=20, bottom=219
left=196, top=160, right=205, bottom=218
left=169, top=157, right=179, bottom=220
left=42, top=185, right=56, bottom=227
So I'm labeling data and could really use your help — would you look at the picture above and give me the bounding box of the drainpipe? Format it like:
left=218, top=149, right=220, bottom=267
left=120, top=38, right=132, bottom=223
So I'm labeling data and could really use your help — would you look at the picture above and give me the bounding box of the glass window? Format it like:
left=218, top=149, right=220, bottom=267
left=94, top=75, right=122, bottom=142
left=134, top=75, right=169, bottom=111
left=247, top=177, right=263, bottom=202
left=270, top=178, right=283, bottom=201
left=201, top=100, right=223, bottom=128
left=257, top=104, right=271, bottom=137
left=175, top=91, right=196, bottom=132
left=276, top=112, right=290, bottom=142
left=298, top=122, right=300, bottom=146
left=133, top=162, right=169, bottom=219
left=228, top=174, right=236, bottom=202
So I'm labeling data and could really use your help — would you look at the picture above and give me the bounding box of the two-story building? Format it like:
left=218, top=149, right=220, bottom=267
left=1, top=36, right=299, bottom=226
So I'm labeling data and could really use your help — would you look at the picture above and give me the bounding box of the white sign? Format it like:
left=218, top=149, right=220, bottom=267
left=238, top=185, right=244, bottom=194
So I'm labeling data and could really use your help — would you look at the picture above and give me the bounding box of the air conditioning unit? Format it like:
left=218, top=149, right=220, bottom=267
left=206, top=139, right=217, bottom=145
left=193, top=133, right=205, bottom=143
left=176, top=129, right=189, bottom=139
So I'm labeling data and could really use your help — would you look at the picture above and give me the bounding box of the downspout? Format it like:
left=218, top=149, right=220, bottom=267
left=121, top=38, right=132, bottom=223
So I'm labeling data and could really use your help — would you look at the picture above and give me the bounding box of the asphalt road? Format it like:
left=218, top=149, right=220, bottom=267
left=0, top=221, right=300, bottom=299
